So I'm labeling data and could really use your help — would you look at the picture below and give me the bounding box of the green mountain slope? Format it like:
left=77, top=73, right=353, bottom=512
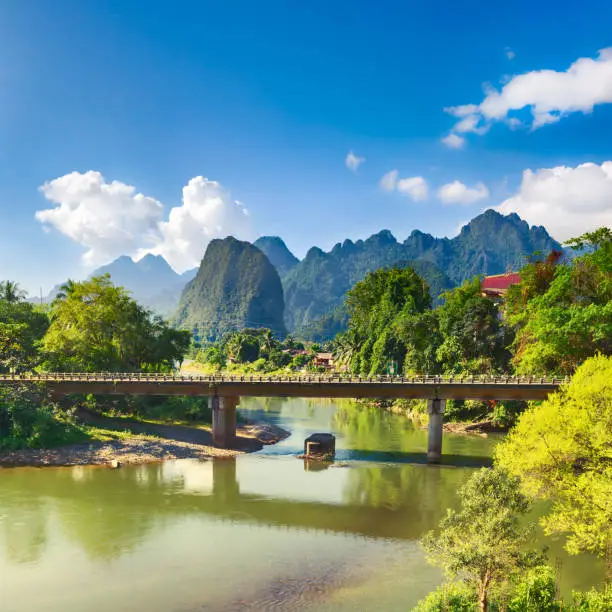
left=283, top=210, right=561, bottom=332
left=175, top=236, right=286, bottom=340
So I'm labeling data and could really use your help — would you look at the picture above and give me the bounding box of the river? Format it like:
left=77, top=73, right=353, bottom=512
left=0, top=398, right=604, bottom=611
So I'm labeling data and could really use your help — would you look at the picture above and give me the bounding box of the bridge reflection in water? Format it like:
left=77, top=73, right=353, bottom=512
left=0, top=457, right=468, bottom=553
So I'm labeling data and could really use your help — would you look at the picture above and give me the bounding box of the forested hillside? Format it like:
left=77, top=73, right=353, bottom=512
left=175, top=236, right=286, bottom=340
left=282, top=209, right=561, bottom=333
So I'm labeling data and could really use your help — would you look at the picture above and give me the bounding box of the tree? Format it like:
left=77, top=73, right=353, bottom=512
left=43, top=275, right=190, bottom=372
left=0, top=286, right=49, bottom=373
left=344, top=267, right=432, bottom=375
left=496, top=355, right=612, bottom=577
left=421, top=468, right=540, bottom=612
left=0, top=281, right=27, bottom=304
left=53, top=279, right=78, bottom=302
left=564, top=227, right=612, bottom=251
left=436, top=278, right=510, bottom=375
left=506, top=230, right=611, bottom=375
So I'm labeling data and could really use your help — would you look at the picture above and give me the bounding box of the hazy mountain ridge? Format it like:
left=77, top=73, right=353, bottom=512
left=253, top=236, right=299, bottom=278
left=40, top=255, right=197, bottom=315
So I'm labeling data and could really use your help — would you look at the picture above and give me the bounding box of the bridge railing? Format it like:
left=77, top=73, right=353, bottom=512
left=0, top=372, right=569, bottom=385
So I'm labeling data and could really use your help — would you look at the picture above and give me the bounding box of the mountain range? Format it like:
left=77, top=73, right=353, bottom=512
left=283, top=209, right=561, bottom=333
left=40, top=210, right=563, bottom=340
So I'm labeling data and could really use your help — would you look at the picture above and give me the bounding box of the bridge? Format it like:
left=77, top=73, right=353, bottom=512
left=0, top=373, right=566, bottom=463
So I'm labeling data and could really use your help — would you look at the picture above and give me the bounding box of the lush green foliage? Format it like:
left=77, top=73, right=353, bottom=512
left=506, top=232, right=611, bottom=375
left=82, top=393, right=214, bottom=424
left=506, top=565, right=560, bottom=611
left=412, top=582, right=476, bottom=611
left=421, top=468, right=542, bottom=611
left=0, top=284, right=49, bottom=373
left=176, top=236, right=286, bottom=341
left=436, top=278, right=510, bottom=375
left=195, top=328, right=312, bottom=373
left=412, top=566, right=564, bottom=611
left=44, top=275, right=190, bottom=372
left=338, top=270, right=512, bottom=379
left=570, top=588, right=612, bottom=611
left=496, top=355, right=612, bottom=560
left=0, top=384, right=84, bottom=450
left=342, top=267, right=432, bottom=376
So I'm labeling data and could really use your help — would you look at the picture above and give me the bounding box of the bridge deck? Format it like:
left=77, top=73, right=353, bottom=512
left=0, top=373, right=566, bottom=400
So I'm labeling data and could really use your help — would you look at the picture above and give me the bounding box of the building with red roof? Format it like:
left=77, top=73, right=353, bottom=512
left=481, top=273, right=521, bottom=299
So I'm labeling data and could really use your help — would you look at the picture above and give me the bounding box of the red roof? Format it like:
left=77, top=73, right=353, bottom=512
left=481, top=273, right=521, bottom=291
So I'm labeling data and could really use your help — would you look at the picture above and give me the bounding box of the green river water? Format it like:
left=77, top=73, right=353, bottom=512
left=0, top=398, right=604, bottom=611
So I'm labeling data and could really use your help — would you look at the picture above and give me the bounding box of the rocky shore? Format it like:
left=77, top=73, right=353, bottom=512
left=0, top=422, right=290, bottom=468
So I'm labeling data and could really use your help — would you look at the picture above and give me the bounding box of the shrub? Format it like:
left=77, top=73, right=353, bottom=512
left=412, top=583, right=476, bottom=611
left=507, top=565, right=561, bottom=611
left=571, top=588, right=612, bottom=611
left=0, top=384, right=84, bottom=450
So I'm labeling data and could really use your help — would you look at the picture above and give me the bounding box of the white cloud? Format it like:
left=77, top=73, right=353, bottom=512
left=438, top=180, right=489, bottom=205
left=397, top=176, right=428, bottom=201
left=345, top=150, right=365, bottom=172
left=379, top=169, right=398, bottom=191
left=36, top=171, right=164, bottom=267
left=454, top=114, right=488, bottom=134
left=143, top=176, right=251, bottom=271
left=497, top=161, right=612, bottom=241
left=505, top=47, right=516, bottom=60
left=444, top=47, right=612, bottom=144
left=36, top=171, right=252, bottom=272
left=441, top=133, right=465, bottom=149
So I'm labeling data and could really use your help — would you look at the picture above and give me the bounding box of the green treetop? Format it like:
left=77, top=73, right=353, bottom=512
left=0, top=282, right=49, bottom=373
left=43, top=275, right=190, bottom=372
left=496, top=354, right=612, bottom=569
left=421, top=467, right=541, bottom=612
left=506, top=228, right=611, bottom=375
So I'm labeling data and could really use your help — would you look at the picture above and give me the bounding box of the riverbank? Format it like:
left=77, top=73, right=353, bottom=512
left=0, top=417, right=290, bottom=467
left=359, top=398, right=510, bottom=435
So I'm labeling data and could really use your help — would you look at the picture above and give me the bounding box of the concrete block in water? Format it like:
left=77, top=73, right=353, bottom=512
left=304, top=433, right=336, bottom=457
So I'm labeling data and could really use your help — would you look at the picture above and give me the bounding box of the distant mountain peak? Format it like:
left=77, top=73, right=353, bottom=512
left=366, top=229, right=397, bottom=244
left=254, top=235, right=299, bottom=279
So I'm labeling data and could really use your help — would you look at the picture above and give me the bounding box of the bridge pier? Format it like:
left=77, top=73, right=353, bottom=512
left=212, top=396, right=238, bottom=448
left=427, top=399, right=445, bottom=464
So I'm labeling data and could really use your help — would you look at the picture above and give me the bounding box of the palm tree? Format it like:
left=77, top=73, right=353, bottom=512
left=259, top=328, right=275, bottom=358
left=54, top=279, right=78, bottom=302
left=333, top=329, right=361, bottom=371
left=0, top=281, right=26, bottom=303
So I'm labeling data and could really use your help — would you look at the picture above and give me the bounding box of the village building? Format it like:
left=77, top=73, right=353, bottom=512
left=481, top=273, right=521, bottom=301
left=314, top=352, right=334, bottom=369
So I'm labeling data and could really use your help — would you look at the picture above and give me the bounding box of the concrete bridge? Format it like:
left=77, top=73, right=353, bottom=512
left=0, top=372, right=566, bottom=463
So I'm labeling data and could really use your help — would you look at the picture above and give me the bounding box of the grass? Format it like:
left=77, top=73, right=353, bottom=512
left=83, top=425, right=159, bottom=443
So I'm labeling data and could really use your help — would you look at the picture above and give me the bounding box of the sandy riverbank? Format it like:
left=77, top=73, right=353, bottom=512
left=0, top=421, right=291, bottom=468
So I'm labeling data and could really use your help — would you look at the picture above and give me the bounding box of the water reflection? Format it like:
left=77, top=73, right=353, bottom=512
left=0, top=457, right=473, bottom=563
left=0, top=399, right=605, bottom=612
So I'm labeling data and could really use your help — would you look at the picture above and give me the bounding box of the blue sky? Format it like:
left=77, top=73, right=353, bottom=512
left=1, top=0, right=612, bottom=293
